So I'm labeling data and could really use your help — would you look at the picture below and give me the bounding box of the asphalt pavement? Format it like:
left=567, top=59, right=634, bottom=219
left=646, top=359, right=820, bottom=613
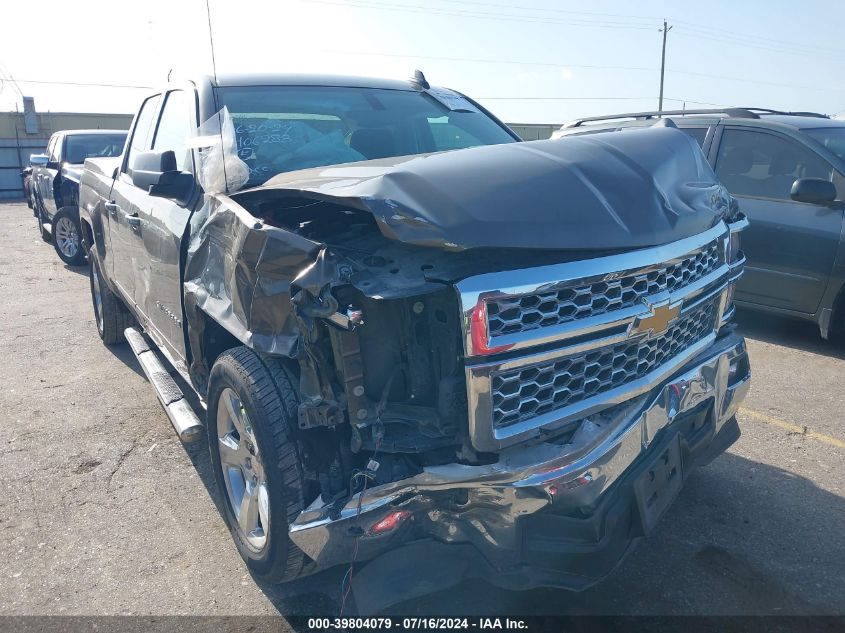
left=1, top=202, right=842, bottom=618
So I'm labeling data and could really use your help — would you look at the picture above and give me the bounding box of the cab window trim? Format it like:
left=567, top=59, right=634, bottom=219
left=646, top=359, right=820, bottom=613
left=150, top=89, right=196, bottom=175
left=121, top=93, right=163, bottom=179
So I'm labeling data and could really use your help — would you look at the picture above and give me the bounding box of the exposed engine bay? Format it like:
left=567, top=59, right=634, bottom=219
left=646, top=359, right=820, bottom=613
left=238, top=194, right=601, bottom=507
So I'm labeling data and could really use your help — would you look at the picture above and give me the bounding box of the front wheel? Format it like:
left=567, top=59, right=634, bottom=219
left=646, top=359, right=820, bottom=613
left=207, top=347, right=307, bottom=583
left=52, top=207, right=85, bottom=266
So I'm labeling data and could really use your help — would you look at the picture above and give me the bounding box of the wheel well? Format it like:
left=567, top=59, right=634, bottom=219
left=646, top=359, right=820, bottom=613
left=58, top=181, right=78, bottom=208
left=202, top=316, right=241, bottom=369
left=828, top=281, right=845, bottom=338
left=187, top=310, right=243, bottom=396
left=80, top=217, right=94, bottom=252
left=189, top=310, right=300, bottom=397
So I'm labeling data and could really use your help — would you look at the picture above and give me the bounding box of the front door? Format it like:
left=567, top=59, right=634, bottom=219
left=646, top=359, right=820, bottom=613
left=107, top=94, right=161, bottom=306
left=135, top=89, right=197, bottom=364
left=713, top=127, right=844, bottom=314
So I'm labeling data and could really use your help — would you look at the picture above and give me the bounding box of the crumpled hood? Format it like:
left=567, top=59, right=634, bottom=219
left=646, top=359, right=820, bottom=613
left=238, top=127, right=732, bottom=251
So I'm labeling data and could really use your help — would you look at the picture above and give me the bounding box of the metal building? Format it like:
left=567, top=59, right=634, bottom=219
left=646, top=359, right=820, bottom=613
left=1, top=110, right=132, bottom=200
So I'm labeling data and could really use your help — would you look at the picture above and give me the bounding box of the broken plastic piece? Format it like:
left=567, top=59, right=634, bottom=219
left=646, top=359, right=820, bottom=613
left=187, top=107, right=249, bottom=194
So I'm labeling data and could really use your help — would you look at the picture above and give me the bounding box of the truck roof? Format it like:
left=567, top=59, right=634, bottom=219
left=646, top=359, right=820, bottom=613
left=60, top=129, right=127, bottom=136
left=208, top=73, right=421, bottom=92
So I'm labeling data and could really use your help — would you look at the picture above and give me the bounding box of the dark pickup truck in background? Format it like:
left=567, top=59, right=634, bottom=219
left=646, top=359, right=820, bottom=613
left=30, top=129, right=126, bottom=265
left=78, top=73, right=750, bottom=604
left=554, top=109, right=845, bottom=340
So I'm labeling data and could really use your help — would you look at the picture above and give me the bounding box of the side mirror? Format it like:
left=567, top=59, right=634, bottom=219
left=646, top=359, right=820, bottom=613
left=790, top=178, right=837, bottom=205
left=131, top=150, right=194, bottom=205
left=30, top=153, right=49, bottom=167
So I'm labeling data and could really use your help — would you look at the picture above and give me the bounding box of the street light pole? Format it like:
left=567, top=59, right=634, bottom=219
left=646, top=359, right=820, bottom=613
left=659, top=19, right=673, bottom=113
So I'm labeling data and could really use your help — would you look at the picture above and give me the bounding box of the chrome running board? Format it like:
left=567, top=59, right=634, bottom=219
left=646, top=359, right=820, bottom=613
left=124, top=327, right=203, bottom=442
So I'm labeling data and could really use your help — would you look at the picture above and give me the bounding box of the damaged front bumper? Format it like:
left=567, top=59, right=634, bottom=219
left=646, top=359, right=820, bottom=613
left=289, top=330, right=750, bottom=589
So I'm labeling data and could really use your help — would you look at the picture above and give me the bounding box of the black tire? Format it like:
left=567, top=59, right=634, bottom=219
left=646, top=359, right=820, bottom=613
left=34, top=200, right=50, bottom=242
left=207, top=347, right=307, bottom=583
left=52, top=207, right=86, bottom=266
left=89, top=248, right=134, bottom=345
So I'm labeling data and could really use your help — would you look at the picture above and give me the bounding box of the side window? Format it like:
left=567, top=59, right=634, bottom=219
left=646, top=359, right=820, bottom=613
left=126, top=95, right=161, bottom=173
left=715, top=129, right=833, bottom=201
left=152, top=90, right=193, bottom=172
left=679, top=127, right=707, bottom=148
left=48, top=135, right=61, bottom=162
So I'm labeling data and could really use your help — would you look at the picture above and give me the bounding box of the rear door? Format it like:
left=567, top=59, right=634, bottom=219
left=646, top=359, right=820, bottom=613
left=107, top=94, right=161, bottom=305
left=135, top=88, right=198, bottom=363
left=713, top=126, right=844, bottom=313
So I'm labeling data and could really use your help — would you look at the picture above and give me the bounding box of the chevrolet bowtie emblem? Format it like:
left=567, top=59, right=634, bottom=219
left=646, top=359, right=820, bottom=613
left=629, top=300, right=682, bottom=338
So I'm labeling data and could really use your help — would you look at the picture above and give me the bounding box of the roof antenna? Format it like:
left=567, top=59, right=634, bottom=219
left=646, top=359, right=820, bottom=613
left=167, top=68, right=173, bottom=82
left=412, top=69, right=429, bottom=90
left=205, top=0, right=219, bottom=82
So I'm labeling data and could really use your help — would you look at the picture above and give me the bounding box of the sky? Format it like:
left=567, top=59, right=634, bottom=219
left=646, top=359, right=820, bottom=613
left=1, top=0, right=844, bottom=124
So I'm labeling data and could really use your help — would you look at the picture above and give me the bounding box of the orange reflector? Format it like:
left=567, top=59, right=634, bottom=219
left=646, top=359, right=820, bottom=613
left=368, top=510, right=412, bottom=536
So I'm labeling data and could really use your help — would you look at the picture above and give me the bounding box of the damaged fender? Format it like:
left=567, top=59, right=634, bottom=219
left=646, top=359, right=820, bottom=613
left=183, top=195, right=348, bottom=396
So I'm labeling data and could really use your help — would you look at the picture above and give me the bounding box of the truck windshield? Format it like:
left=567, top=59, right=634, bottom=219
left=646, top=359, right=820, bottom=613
left=214, top=85, right=516, bottom=186
left=803, top=127, right=845, bottom=163
left=64, top=134, right=126, bottom=164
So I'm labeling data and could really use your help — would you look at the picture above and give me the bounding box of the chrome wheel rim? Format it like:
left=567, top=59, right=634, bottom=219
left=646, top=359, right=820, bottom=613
left=55, top=217, right=79, bottom=258
left=217, top=388, right=269, bottom=551
left=91, top=262, right=104, bottom=334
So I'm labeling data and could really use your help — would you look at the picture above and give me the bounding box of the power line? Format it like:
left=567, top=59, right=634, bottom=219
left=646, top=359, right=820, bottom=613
left=317, top=0, right=842, bottom=63
left=0, top=63, right=23, bottom=98
left=394, top=0, right=659, bottom=25
left=394, top=0, right=844, bottom=59
left=672, top=28, right=835, bottom=59
left=670, top=20, right=843, bottom=57
left=308, top=0, right=657, bottom=30
left=12, top=78, right=152, bottom=89
left=330, top=49, right=655, bottom=72
left=331, top=49, right=845, bottom=93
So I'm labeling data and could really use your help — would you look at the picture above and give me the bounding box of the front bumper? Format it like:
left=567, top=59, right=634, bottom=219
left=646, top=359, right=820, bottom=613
left=289, top=331, right=750, bottom=588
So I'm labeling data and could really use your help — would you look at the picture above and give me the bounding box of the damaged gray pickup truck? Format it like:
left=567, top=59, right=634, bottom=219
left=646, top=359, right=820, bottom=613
left=78, top=73, right=750, bottom=597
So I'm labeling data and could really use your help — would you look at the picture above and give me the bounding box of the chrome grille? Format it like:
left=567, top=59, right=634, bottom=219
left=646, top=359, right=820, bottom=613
left=490, top=301, right=716, bottom=429
left=486, top=239, right=721, bottom=337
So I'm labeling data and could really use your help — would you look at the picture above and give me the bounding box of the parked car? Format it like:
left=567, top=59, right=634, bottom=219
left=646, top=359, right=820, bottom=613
left=30, top=129, right=126, bottom=265
left=20, top=166, right=35, bottom=210
left=553, top=108, right=845, bottom=339
left=78, top=73, right=749, bottom=599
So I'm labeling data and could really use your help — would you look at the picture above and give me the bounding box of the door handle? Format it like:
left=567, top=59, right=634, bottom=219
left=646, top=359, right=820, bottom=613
left=105, top=201, right=120, bottom=216
left=127, top=213, right=141, bottom=229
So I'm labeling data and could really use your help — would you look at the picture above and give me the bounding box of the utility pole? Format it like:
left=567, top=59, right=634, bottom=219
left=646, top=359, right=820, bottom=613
left=658, top=19, right=673, bottom=113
